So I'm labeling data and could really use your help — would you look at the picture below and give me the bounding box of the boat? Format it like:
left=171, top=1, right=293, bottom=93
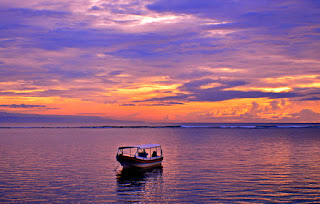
left=116, top=144, right=163, bottom=169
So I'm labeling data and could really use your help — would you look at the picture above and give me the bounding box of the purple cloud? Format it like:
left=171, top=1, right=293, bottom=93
left=0, top=104, right=52, bottom=109
left=300, top=97, right=320, bottom=101
left=138, top=78, right=299, bottom=103
left=140, top=90, right=297, bottom=103
left=0, top=0, right=319, bottom=121
left=179, top=78, right=248, bottom=92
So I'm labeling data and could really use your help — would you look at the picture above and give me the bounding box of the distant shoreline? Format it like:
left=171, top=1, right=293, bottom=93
left=1, top=123, right=320, bottom=129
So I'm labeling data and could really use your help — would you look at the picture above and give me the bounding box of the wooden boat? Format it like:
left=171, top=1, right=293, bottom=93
left=116, top=144, right=163, bottom=169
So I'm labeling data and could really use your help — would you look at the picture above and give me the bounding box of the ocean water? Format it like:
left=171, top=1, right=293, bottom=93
left=1, top=123, right=320, bottom=203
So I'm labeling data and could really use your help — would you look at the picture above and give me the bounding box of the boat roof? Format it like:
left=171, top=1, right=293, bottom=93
left=118, top=144, right=161, bottom=149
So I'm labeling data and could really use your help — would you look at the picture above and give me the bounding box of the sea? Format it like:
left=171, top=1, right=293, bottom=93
left=1, top=123, right=320, bottom=203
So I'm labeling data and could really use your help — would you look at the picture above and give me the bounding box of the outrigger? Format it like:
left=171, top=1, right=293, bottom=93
left=116, top=144, right=163, bottom=169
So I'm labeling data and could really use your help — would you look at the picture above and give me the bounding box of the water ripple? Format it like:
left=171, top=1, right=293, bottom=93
left=1, top=128, right=320, bottom=202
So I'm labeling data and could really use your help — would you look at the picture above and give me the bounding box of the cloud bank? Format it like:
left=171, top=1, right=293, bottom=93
left=0, top=0, right=320, bottom=122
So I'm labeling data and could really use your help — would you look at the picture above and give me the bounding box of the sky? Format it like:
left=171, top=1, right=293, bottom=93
left=0, top=0, right=320, bottom=123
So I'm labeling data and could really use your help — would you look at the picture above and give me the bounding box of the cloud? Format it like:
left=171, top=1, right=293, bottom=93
left=269, top=100, right=282, bottom=110
left=300, top=97, right=320, bottom=101
left=120, top=102, right=184, bottom=106
left=183, top=101, right=320, bottom=123
left=108, top=70, right=123, bottom=76
left=90, top=1, right=147, bottom=15
left=33, top=29, right=126, bottom=50
left=1, top=8, right=69, bottom=18
left=180, top=78, right=248, bottom=91
left=143, top=102, right=184, bottom=106
left=176, top=70, right=215, bottom=80
left=148, top=0, right=320, bottom=61
left=183, top=101, right=263, bottom=122
left=289, top=109, right=320, bottom=122
left=0, top=111, right=125, bottom=123
left=148, top=0, right=320, bottom=25
left=0, top=8, right=136, bottom=50
left=0, top=8, right=69, bottom=31
left=45, top=65, right=96, bottom=79
left=191, top=90, right=297, bottom=102
left=0, top=103, right=56, bottom=109
left=0, top=87, right=107, bottom=101
left=0, top=0, right=320, bottom=122
left=120, top=103, right=136, bottom=106
left=178, top=78, right=218, bottom=92
left=139, top=78, right=298, bottom=103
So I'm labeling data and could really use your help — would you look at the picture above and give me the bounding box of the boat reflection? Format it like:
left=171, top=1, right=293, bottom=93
left=116, top=167, right=163, bottom=202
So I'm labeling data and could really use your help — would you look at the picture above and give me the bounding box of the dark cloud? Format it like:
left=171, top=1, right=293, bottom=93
left=0, top=7, right=139, bottom=50
left=147, top=0, right=235, bottom=15
left=0, top=103, right=56, bottom=109
left=45, top=65, right=96, bottom=79
left=0, top=87, right=106, bottom=99
left=34, top=28, right=121, bottom=50
left=179, top=78, right=216, bottom=92
left=35, top=87, right=105, bottom=98
left=142, top=102, right=184, bottom=106
left=0, top=8, right=71, bottom=47
left=175, top=70, right=214, bottom=79
left=148, top=0, right=320, bottom=24
left=0, top=111, right=123, bottom=123
left=103, top=31, right=228, bottom=61
left=120, top=101, right=184, bottom=106
left=91, top=1, right=146, bottom=15
left=106, top=48, right=159, bottom=59
left=0, top=8, right=69, bottom=30
left=179, top=78, right=248, bottom=92
left=1, top=8, right=69, bottom=18
left=120, top=103, right=136, bottom=106
left=139, top=78, right=298, bottom=102
left=148, top=0, right=320, bottom=61
left=192, top=90, right=297, bottom=102
left=269, top=100, right=282, bottom=110
left=300, top=97, right=320, bottom=101
left=1, top=62, right=103, bottom=88
left=33, top=29, right=199, bottom=52
left=0, top=62, right=52, bottom=83
left=294, top=88, right=320, bottom=101
left=108, top=70, right=123, bottom=76
left=179, top=90, right=295, bottom=102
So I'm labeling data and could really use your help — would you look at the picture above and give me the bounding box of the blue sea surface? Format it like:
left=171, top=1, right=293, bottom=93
left=1, top=123, right=320, bottom=203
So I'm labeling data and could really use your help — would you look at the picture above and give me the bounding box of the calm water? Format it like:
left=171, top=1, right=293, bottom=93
left=1, top=124, right=320, bottom=203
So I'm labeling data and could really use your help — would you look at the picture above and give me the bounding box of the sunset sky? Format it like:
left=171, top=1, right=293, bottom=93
left=1, top=0, right=320, bottom=123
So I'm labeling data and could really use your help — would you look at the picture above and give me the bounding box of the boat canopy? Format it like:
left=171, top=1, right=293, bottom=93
left=118, top=144, right=161, bottom=149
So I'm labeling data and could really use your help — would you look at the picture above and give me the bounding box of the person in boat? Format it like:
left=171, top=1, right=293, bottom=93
left=152, top=151, right=157, bottom=157
left=138, top=149, right=148, bottom=157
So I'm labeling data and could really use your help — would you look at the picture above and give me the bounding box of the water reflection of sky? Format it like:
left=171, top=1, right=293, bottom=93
left=116, top=167, right=163, bottom=203
left=1, top=128, right=320, bottom=202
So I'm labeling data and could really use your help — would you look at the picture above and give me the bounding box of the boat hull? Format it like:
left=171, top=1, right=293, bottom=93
left=117, top=155, right=163, bottom=169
